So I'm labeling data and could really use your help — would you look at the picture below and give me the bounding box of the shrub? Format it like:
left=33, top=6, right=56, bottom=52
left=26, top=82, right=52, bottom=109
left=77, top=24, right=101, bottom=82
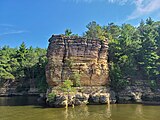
left=61, top=79, right=75, bottom=93
left=70, top=72, right=81, bottom=87
left=47, top=92, right=56, bottom=103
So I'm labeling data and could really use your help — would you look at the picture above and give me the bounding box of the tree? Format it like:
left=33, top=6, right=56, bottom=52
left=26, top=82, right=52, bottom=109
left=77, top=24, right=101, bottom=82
left=106, top=23, right=121, bottom=39
left=0, top=46, right=17, bottom=80
left=0, top=67, right=15, bottom=80
left=35, top=52, right=48, bottom=92
left=65, top=29, right=72, bottom=36
left=109, top=62, right=129, bottom=92
left=0, top=43, right=48, bottom=92
left=61, top=79, right=75, bottom=93
left=16, top=42, right=28, bottom=78
left=137, top=19, right=159, bottom=80
left=85, top=21, right=106, bottom=40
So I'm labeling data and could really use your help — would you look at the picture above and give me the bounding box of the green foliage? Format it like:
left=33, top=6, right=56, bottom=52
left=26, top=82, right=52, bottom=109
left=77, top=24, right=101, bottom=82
left=35, top=54, right=48, bottom=92
left=84, top=21, right=106, bottom=40
left=110, top=19, right=159, bottom=89
left=0, top=46, right=17, bottom=80
left=137, top=19, right=159, bottom=80
left=109, top=62, right=129, bottom=92
left=70, top=72, right=81, bottom=87
left=60, top=79, right=75, bottom=92
left=0, top=67, right=15, bottom=80
left=65, top=29, right=72, bottom=36
left=65, top=29, right=79, bottom=37
left=0, top=43, right=47, bottom=92
left=47, top=92, right=56, bottom=103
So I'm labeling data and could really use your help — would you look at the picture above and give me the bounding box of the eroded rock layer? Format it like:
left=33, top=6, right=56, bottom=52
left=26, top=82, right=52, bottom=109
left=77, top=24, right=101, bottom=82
left=46, top=35, right=109, bottom=86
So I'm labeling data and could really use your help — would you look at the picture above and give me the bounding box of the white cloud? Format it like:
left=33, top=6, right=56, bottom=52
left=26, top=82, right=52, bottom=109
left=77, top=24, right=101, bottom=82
left=0, top=30, right=26, bottom=36
left=0, top=24, right=27, bottom=36
left=71, top=0, right=160, bottom=20
left=71, top=0, right=95, bottom=3
left=127, top=0, right=160, bottom=20
left=108, top=0, right=129, bottom=5
left=71, top=0, right=130, bottom=4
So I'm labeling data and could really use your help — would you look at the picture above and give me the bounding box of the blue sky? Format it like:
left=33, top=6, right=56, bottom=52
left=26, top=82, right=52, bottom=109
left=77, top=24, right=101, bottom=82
left=0, top=0, right=160, bottom=48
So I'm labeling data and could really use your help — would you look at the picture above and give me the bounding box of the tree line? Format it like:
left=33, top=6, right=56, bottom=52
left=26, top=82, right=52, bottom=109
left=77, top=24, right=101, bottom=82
left=0, top=17, right=160, bottom=92
left=0, top=43, right=48, bottom=92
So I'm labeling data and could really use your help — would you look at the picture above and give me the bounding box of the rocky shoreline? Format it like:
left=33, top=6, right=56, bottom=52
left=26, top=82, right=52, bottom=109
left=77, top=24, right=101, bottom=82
left=41, top=86, right=160, bottom=108
left=44, top=86, right=113, bottom=107
left=1, top=86, right=160, bottom=107
left=0, top=86, right=43, bottom=97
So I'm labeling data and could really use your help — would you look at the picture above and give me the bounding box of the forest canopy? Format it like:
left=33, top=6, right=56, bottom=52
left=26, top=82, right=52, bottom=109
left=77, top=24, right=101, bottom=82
left=0, top=43, right=48, bottom=92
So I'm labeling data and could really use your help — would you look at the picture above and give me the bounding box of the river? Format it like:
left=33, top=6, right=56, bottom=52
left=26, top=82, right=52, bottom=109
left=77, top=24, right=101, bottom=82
left=0, top=96, right=160, bottom=120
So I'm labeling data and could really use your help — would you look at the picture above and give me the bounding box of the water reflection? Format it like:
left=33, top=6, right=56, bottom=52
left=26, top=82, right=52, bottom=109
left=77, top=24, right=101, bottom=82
left=1, top=101, right=160, bottom=120
left=1, top=96, right=160, bottom=120
left=0, top=96, right=39, bottom=106
left=63, top=105, right=89, bottom=120
left=135, top=105, right=144, bottom=119
left=106, top=105, right=112, bottom=120
left=63, top=105, right=112, bottom=120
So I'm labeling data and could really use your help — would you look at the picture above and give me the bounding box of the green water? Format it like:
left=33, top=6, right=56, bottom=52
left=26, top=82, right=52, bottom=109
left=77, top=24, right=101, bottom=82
left=1, top=97, right=160, bottom=120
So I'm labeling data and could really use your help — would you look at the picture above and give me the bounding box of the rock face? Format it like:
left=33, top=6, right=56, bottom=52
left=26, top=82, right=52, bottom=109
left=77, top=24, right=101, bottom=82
left=0, top=80, right=41, bottom=97
left=46, top=35, right=109, bottom=86
left=117, top=79, right=160, bottom=104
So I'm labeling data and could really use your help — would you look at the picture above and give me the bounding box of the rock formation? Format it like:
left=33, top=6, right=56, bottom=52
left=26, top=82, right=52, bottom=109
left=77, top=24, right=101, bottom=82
left=46, top=86, right=112, bottom=107
left=46, top=35, right=109, bottom=86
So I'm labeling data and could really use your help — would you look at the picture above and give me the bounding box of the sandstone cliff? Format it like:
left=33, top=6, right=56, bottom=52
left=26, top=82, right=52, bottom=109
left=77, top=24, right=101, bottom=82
left=46, top=35, right=109, bottom=86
